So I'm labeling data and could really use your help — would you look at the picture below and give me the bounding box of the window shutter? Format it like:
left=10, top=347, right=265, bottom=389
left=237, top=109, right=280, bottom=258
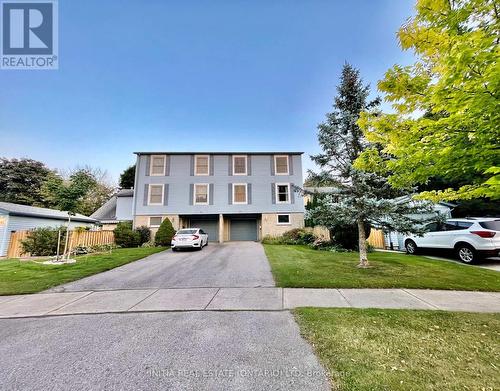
left=270, top=156, right=275, bottom=176
left=190, top=155, right=195, bottom=176
left=145, top=156, right=151, bottom=176
left=228, top=183, right=233, bottom=204
left=165, top=155, right=171, bottom=176
left=209, top=184, right=214, bottom=205
left=290, top=183, right=295, bottom=204
left=288, top=156, right=294, bottom=175
left=210, top=156, right=214, bottom=176
left=163, top=184, right=169, bottom=205
left=189, top=184, right=194, bottom=205
left=143, top=184, right=149, bottom=206
left=228, top=155, right=233, bottom=176
left=247, top=156, right=252, bottom=176
left=271, top=183, right=276, bottom=204
left=247, top=183, right=252, bottom=204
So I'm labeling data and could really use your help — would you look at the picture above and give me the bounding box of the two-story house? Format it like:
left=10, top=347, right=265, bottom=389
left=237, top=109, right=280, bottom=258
left=132, top=152, right=305, bottom=242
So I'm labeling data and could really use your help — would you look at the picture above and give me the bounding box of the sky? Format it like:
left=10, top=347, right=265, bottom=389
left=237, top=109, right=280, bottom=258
left=0, top=0, right=416, bottom=184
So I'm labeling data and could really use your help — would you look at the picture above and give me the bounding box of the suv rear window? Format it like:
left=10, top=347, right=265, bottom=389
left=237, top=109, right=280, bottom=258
left=479, top=220, right=500, bottom=231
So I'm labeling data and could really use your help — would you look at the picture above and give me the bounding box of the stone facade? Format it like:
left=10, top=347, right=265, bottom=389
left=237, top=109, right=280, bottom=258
left=260, top=213, right=304, bottom=238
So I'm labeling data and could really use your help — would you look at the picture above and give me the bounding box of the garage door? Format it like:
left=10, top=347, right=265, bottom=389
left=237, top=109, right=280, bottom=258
left=190, top=219, right=219, bottom=242
left=230, top=219, right=257, bottom=241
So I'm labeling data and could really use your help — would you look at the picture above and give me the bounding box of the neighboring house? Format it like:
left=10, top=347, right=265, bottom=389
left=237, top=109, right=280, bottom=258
left=132, top=152, right=305, bottom=242
left=303, top=187, right=338, bottom=205
left=0, top=202, right=97, bottom=257
left=91, top=189, right=134, bottom=230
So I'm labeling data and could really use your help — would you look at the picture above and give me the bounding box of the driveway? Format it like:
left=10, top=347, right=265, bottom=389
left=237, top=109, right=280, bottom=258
left=49, top=242, right=275, bottom=292
left=0, top=312, right=330, bottom=391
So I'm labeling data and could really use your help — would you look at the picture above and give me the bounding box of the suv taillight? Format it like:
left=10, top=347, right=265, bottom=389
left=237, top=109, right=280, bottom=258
left=471, top=231, right=496, bottom=238
left=192, top=235, right=199, bottom=240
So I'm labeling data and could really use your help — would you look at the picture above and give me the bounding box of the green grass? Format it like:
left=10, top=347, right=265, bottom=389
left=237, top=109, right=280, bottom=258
left=295, top=308, right=500, bottom=391
left=264, top=244, right=500, bottom=291
left=0, top=247, right=166, bottom=295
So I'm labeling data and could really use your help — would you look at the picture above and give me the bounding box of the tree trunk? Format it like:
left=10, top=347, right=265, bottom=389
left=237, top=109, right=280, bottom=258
left=357, top=219, right=369, bottom=268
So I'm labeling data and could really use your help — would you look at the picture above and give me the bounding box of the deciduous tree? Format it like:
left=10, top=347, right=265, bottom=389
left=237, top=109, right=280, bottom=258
left=357, top=0, right=499, bottom=201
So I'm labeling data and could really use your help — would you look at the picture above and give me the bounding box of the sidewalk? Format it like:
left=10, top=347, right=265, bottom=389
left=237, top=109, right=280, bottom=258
left=0, top=287, right=499, bottom=318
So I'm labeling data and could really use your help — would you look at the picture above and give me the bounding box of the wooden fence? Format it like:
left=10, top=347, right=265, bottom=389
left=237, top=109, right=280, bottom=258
left=367, top=228, right=385, bottom=249
left=6, top=230, right=115, bottom=259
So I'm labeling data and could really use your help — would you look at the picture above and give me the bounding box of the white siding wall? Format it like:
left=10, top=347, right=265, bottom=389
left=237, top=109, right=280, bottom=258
left=0, top=213, right=9, bottom=257
left=116, top=196, right=133, bottom=220
left=1, top=216, right=95, bottom=256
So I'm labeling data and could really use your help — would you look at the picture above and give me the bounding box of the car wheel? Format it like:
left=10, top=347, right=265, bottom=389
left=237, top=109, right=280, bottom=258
left=456, top=244, right=477, bottom=264
left=172, top=248, right=178, bottom=252
left=405, top=240, right=418, bottom=255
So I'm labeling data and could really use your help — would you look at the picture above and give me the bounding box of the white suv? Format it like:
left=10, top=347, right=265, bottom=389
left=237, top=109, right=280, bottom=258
left=404, top=218, right=500, bottom=264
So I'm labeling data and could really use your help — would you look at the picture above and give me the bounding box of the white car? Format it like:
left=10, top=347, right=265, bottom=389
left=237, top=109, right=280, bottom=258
left=404, top=218, right=500, bottom=264
left=171, top=228, right=209, bottom=251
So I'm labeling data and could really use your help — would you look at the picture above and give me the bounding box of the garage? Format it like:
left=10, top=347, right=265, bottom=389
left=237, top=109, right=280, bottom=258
left=189, top=218, right=219, bottom=242
left=230, top=219, right=258, bottom=241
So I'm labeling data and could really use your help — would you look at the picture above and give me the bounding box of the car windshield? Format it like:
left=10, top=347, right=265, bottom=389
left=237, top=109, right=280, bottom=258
left=479, top=220, right=500, bottom=231
left=177, top=229, right=197, bottom=235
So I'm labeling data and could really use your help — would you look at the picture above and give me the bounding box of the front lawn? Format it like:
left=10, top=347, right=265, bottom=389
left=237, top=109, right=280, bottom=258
left=0, top=247, right=166, bottom=295
left=295, top=308, right=500, bottom=391
left=264, top=245, right=500, bottom=291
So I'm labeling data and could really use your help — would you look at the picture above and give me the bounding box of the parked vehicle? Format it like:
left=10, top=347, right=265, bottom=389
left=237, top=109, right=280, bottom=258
left=171, top=228, right=208, bottom=251
left=404, top=218, right=500, bottom=264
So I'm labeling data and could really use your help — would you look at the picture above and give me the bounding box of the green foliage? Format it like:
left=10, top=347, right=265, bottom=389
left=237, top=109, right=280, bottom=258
left=0, top=158, right=53, bottom=206
left=119, top=165, right=136, bottom=189
left=357, top=0, right=500, bottom=201
left=20, top=227, right=66, bottom=256
left=330, top=223, right=371, bottom=251
left=43, top=167, right=114, bottom=216
left=261, top=228, right=316, bottom=245
left=135, top=225, right=151, bottom=246
left=113, top=221, right=140, bottom=248
left=154, top=218, right=175, bottom=246
left=308, top=64, right=431, bottom=265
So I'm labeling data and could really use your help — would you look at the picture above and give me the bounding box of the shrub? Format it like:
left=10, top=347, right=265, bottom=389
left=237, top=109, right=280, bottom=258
left=135, top=225, right=151, bottom=246
left=155, top=218, right=175, bottom=246
left=262, top=228, right=317, bottom=245
left=20, top=227, right=66, bottom=256
left=113, top=221, right=140, bottom=248
left=329, top=223, right=371, bottom=250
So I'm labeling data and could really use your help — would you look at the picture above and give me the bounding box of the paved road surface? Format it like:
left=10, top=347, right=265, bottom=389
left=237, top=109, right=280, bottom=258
left=0, top=311, right=330, bottom=391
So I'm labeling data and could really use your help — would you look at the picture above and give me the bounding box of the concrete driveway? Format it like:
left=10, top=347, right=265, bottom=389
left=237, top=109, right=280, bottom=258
left=0, top=312, right=330, bottom=391
left=49, top=242, right=275, bottom=292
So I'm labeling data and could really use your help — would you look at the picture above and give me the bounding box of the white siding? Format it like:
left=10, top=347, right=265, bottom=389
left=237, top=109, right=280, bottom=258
left=0, top=213, right=9, bottom=257
left=116, top=196, right=133, bottom=220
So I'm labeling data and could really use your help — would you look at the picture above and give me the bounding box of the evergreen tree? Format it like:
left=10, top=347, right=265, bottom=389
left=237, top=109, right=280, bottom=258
left=309, top=64, right=431, bottom=267
left=0, top=158, right=52, bottom=206
left=119, top=165, right=136, bottom=189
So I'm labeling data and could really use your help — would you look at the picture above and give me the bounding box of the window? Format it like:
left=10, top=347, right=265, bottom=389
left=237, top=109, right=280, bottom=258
left=277, top=214, right=290, bottom=225
left=194, top=184, right=209, bottom=204
left=195, top=155, right=209, bottom=175
left=479, top=220, right=500, bottom=230
left=150, top=155, right=166, bottom=176
left=148, top=184, right=164, bottom=205
left=178, top=229, right=197, bottom=235
left=274, top=155, right=289, bottom=175
left=276, top=183, right=290, bottom=203
left=233, top=183, right=247, bottom=204
left=233, top=155, right=247, bottom=175
left=149, top=216, right=162, bottom=227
